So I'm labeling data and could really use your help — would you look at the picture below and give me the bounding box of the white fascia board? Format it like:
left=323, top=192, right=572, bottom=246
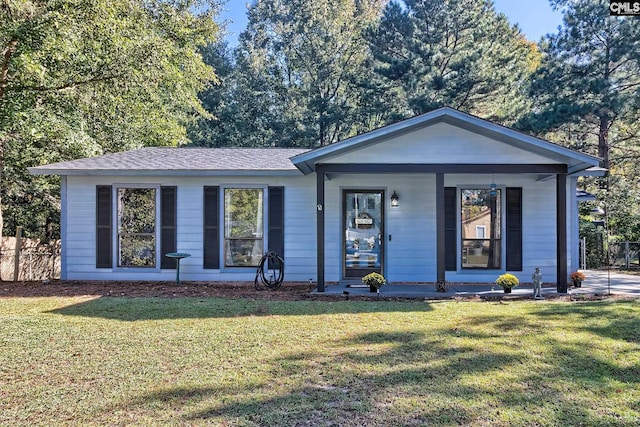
left=291, top=109, right=450, bottom=174
left=28, top=168, right=304, bottom=177
left=292, top=107, right=601, bottom=174
left=449, top=117, right=601, bottom=166
left=569, top=166, right=607, bottom=177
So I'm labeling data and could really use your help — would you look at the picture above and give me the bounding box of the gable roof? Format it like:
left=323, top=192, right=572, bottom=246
left=291, top=107, right=601, bottom=175
left=29, top=108, right=602, bottom=178
left=29, top=147, right=310, bottom=176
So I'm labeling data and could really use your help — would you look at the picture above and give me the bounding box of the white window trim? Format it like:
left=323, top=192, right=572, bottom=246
left=220, top=185, right=268, bottom=271
left=112, top=183, right=161, bottom=271
left=458, top=185, right=506, bottom=273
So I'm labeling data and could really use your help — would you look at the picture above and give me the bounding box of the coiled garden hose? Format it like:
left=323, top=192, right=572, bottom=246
left=254, top=251, right=285, bottom=290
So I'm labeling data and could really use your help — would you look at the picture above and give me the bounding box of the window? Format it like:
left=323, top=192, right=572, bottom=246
left=461, top=189, right=501, bottom=269
left=224, top=188, right=264, bottom=267
left=117, top=187, right=157, bottom=267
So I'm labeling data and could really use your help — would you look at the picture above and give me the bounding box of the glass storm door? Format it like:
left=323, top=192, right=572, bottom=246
left=343, top=190, right=384, bottom=279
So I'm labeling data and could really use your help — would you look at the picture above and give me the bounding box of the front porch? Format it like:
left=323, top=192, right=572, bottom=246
left=290, top=108, right=602, bottom=293
left=316, top=281, right=559, bottom=299
left=314, top=270, right=638, bottom=299
left=312, top=166, right=569, bottom=293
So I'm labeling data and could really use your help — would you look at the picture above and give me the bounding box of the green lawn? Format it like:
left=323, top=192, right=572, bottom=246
left=1, top=296, right=639, bottom=426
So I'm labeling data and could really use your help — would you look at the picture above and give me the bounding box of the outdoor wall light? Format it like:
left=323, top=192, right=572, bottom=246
left=390, top=191, right=399, bottom=207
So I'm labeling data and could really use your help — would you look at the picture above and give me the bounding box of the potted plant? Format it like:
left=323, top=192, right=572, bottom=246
left=570, top=271, right=586, bottom=287
left=362, top=272, right=386, bottom=293
left=496, top=273, right=519, bottom=294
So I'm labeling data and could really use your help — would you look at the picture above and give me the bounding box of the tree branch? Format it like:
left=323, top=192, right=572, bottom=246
left=612, top=81, right=640, bottom=92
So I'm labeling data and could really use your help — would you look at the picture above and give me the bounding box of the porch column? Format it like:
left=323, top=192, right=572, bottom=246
left=436, top=173, right=445, bottom=283
left=557, top=173, right=567, bottom=293
left=316, top=165, right=325, bottom=292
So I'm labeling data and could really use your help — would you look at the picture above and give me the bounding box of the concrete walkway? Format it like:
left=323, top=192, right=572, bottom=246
left=314, top=270, right=640, bottom=299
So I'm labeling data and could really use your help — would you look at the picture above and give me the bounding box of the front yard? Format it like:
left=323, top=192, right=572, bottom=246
left=1, top=295, right=639, bottom=426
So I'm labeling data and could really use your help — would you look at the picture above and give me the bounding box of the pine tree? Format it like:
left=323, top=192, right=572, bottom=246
left=521, top=0, right=640, bottom=240
left=524, top=0, right=640, bottom=170
left=366, top=0, right=536, bottom=124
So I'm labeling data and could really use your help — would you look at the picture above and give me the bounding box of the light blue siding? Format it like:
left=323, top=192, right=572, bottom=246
left=64, top=175, right=318, bottom=282
left=61, top=121, right=577, bottom=284
left=331, top=123, right=562, bottom=165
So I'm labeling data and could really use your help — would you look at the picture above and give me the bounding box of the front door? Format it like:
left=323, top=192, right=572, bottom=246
left=343, top=190, right=384, bottom=279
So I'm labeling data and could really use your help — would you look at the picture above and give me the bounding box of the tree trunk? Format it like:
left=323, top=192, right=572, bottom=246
left=1, top=40, right=18, bottom=280
left=599, top=42, right=611, bottom=173
left=598, top=115, right=610, bottom=171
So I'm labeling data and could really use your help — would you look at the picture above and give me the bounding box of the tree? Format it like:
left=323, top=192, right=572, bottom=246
left=187, top=39, right=286, bottom=147
left=366, top=0, right=537, bottom=124
left=187, top=41, right=238, bottom=147
left=231, top=0, right=386, bottom=148
left=521, top=0, right=640, bottom=240
left=524, top=0, right=640, bottom=169
left=0, top=0, right=220, bottom=245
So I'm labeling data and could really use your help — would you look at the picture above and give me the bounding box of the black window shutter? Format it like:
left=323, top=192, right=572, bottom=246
left=506, top=187, right=523, bottom=271
left=268, top=187, right=285, bottom=264
left=160, top=187, right=177, bottom=269
left=444, top=187, right=457, bottom=271
left=203, top=186, right=220, bottom=269
left=96, top=185, right=112, bottom=268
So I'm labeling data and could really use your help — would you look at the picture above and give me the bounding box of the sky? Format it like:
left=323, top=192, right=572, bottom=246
left=218, top=0, right=565, bottom=47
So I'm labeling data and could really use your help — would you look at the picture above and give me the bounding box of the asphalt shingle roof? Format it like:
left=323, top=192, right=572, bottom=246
left=29, top=147, right=311, bottom=176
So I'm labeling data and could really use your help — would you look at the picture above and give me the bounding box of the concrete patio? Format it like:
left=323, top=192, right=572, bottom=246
left=314, top=270, right=640, bottom=299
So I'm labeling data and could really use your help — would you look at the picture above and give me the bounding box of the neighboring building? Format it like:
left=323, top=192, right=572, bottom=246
left=29, top=108, right=601, bottom=292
